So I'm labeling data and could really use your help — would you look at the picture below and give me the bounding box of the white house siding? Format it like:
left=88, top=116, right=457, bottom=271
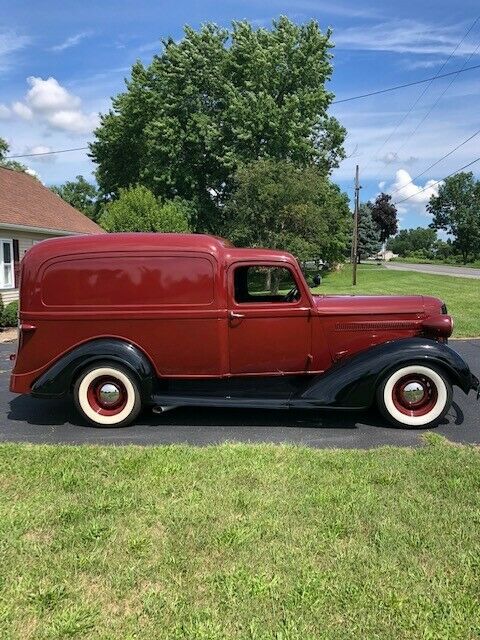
left=1, top=289, right=19, bottom=305
left=0, top=229, right=59, bottom=306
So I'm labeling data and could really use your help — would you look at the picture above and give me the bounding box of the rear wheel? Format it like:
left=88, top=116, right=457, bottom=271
left=377, top=364, right=452, bottom=428
left=73, top=362, right=142, bottom=427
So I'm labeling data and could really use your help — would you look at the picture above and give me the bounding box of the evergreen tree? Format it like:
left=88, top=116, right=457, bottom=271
left=357, top=204, right=382, bottom=262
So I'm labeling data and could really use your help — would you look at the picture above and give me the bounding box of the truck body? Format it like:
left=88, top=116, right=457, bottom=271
left=10, top=233, right=478, bottom=428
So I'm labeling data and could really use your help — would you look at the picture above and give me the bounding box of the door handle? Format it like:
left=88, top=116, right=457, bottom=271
left=229, top=311, right=245, bottom=320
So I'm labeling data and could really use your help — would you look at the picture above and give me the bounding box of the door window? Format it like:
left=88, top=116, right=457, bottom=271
left=233, top=265, right=300, bottom=304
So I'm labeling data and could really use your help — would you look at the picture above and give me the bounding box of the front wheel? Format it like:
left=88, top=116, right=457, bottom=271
left=377, top=364, right=452, bottom=428
left=73, top=362, right=142, bottom=427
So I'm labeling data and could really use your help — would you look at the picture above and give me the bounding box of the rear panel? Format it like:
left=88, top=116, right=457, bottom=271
left=12, top=248, right=226, bottom=393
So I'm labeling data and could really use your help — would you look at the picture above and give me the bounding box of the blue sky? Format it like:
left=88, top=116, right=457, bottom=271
left=1, top=0, right=479, bottom=229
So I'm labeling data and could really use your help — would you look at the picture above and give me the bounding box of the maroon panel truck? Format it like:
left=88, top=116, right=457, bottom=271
left=10, top=233, right=478, bottom=428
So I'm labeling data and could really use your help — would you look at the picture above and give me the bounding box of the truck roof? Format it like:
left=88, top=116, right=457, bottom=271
left=25, top=233, right=295, bottom=264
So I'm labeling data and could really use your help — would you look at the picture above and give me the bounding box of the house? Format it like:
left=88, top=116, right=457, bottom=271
left=376, top=249, right=398, bottom=262
left=0, top=166, right=104, bottom=305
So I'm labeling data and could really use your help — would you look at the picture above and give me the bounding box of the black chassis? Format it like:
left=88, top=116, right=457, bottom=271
left=31, top=337, right=479, bottom=411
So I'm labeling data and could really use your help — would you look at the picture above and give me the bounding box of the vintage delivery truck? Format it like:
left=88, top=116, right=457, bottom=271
left=10, top=233, right=479, bottom=428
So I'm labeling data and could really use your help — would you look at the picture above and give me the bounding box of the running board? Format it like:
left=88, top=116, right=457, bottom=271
left=150, top=394, right=365, bottom=411
left=151, top=394, right=291, bottom=410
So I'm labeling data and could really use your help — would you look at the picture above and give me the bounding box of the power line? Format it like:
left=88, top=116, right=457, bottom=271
left=392, top=38, right=480, bottom=160
left=359, top=16, right=480, bottom=176
left=6, top=146, right=89, bottom=159
left=392, top=156, right=480, bottom=205
left=331, top=63, right=480, bottom=104
left=390, top=128, right=480, bottom=197
left=4, top=61, right=480, bottom=161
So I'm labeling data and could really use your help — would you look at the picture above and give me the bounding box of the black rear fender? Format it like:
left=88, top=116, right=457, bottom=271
left=299, top=338, right=476, bottom=409
left=31, top=339, right=156, bottom=401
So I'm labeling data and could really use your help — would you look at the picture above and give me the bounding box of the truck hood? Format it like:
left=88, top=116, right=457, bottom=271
left=312, top=294, right=441, bottom=316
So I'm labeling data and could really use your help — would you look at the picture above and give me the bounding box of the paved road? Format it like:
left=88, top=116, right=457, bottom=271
left=0, top=341, right=478, bottom=449
left=385, top=262, right=480, bottom=279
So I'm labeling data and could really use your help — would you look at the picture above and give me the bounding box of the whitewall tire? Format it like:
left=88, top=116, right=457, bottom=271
left=73, top=363, right=142, bottom=427
left=377, top=364, right=452, bottom=428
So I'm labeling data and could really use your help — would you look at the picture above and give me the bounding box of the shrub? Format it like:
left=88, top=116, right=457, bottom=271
left=99, top=186, right=192, bottom=233
left=2, top=300, right=18, bottom=327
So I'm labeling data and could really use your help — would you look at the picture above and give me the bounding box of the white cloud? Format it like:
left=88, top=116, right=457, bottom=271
left=0, top=31, right=29, bottom=71
left=25, top=76, right=80, bottom=112
left=255, top=0, right=379, bottom=18
left=379, top=151, right=418, bottom=166
left=50, top=31, right=93, bottom=52
left=10, top=76, right=98, bottom=135
left=12, top=101, right=33, bottom=120
left=25, top=145, right=56, bottom=163
left=0, top=104, right=11, bottom=119
left=47, top=109, right=98, bottom=134
left=403, top=58, right=445, bottom=70
left=334, top=20, right=479, bottom=56
left=388, top=169, right=440, bottom=212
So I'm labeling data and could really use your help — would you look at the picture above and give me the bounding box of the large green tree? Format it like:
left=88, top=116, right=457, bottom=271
left=99, top=185, right=191, bottom=233
left=223, top=159, right=350, bottom=263
left=90, top=17, right=346, bottom=232
left=387, top=227, right=437, bottom=257
left=357, top=204, right=381, bottom=262
left=427, top=172, right=480, bottom=263
left=370, top=193, right=398, bottom=243
left=51, top=175, right=99, bottom=220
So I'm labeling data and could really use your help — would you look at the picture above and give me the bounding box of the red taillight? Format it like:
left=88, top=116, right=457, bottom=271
left=19, top=323, right=36, bottom=332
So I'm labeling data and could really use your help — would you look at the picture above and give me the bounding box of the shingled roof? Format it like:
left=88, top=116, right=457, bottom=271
left=0, top=167, right=104, bottom=235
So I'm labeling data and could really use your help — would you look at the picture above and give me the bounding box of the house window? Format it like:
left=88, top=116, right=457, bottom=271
left=0, top=239, right=14, bottom=289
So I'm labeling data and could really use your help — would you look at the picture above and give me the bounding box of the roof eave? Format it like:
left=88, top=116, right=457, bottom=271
left=0, top=222, right=96, bottom=236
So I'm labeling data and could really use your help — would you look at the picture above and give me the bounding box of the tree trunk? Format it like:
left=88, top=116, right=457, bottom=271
left=272, top=269, right=280, bottom=295
left=265, top=269, right=272, bottom=293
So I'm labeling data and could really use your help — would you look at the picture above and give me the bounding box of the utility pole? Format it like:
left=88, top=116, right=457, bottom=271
left=352, top=164, right=361, bottom=286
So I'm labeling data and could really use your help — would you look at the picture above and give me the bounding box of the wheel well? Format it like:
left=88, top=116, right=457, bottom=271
left=378, top=359, right=456, bottom=389
left=69, top=357, right=142, bottom=393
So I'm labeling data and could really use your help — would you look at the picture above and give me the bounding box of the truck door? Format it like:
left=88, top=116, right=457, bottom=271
left=227, top=263, right=312, bottom=375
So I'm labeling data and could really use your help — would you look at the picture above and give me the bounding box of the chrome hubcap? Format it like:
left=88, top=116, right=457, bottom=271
left=98, top=383, right=121, bottom=406
left=402, top=381, right=425, bottom=404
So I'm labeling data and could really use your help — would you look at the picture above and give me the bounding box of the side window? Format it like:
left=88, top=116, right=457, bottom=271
left=42, top=256, right=214, bottom=307
left=234, top=265, right=300, bottom=304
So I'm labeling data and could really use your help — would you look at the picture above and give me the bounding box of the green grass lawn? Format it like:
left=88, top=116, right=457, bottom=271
left=1, top=439, right=480, bottom=639
left=312, top=264, right=480, bottom=338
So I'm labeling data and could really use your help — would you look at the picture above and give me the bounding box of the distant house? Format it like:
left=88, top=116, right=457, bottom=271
left=376, top=249, right=398, bottom=262
left=0, top=167, right=104, bottom=305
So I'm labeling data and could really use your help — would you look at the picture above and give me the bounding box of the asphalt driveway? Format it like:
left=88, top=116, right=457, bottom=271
left=385, top=262, right=480, bottom=279
left=0, top=340, right=478, bottom=449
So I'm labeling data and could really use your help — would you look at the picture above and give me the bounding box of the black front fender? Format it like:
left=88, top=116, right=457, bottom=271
left=298, top=338, right=478, bottom=409
left=31, top=339, right=156, bottom=401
